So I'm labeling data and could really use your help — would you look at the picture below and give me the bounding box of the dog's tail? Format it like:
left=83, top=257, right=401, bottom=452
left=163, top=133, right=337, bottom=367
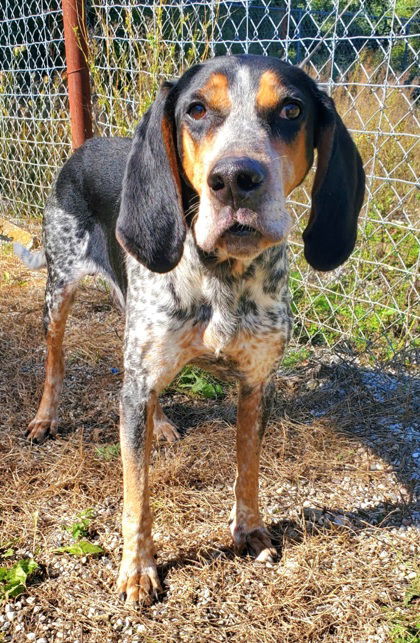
left=14, top=242, right=47, bottom=270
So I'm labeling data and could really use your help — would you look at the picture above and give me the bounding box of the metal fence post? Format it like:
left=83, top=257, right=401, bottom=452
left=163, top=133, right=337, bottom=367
left=62, top=0, right=92, bottom=149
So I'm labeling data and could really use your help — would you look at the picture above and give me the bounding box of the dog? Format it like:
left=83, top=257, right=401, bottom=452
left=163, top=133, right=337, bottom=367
left=16, top=54, right=365, bottom=603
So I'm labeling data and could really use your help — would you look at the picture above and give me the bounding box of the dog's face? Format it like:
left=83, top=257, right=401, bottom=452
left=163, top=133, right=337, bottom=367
left=117, top=55, right=365, bottom=273
left=175, top=57, right=315, bottom=261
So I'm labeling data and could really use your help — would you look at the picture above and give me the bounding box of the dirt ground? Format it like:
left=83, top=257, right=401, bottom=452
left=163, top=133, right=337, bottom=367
left=0, top=245, right=418, bottom=642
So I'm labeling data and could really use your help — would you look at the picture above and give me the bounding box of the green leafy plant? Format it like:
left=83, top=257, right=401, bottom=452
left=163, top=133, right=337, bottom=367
left=0, top=559, right=38, bottom=601
left=54, top=541, right=103, bottom=557
left=56, top=510, right=104, bottom=557
left=63, top=509, right=94, bottom=541
left=0, top=543, right=15, bottom=560
left=174, top=366, right=225, bottom=399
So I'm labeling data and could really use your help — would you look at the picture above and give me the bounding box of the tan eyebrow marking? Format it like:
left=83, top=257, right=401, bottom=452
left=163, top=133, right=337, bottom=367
left=256, top=70, right=282, bottom=110
left=200, top=72, right=231, bottom=112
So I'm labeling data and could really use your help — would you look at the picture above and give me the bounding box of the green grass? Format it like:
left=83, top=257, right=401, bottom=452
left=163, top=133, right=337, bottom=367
left=387, top=572, right=420, bottom=643
left=290, top=210, right=419, bottom=363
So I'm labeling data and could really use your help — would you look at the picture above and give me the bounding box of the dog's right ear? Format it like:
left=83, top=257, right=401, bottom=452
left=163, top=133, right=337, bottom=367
left=116, top=81, right=186, bottom=273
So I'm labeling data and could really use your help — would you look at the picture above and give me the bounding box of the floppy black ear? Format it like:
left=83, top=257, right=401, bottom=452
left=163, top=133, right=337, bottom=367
left=302, top=91, right=365, bottom=271
left=116, top=81, right=185, bottom=273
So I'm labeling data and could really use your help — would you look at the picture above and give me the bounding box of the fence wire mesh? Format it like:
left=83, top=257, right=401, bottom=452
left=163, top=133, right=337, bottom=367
left=0, top=2, right=70, bottom=213
left=0, top=1, right=418, bottom=367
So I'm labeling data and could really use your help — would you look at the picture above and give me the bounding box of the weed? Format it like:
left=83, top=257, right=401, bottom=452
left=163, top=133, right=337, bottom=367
left=57, top=510, right=104, bottom=557
left=54, top=541, right=103, bottom=557
left=387, top=573, right=420, bottom=643
left=173, top=366, right=225, bottom=399
left=95, top=443, right=120, bottom=461
left=282, top=347, right=311, bottom=369
left=63, top=509, right=94, bottom=541
left=389, top=615, right=420, bottom=643
left=0, top=544, right=14, bottom=560
left=403, top=574, right=420, bottom=607
left=0, top=559, right=38, bottom=601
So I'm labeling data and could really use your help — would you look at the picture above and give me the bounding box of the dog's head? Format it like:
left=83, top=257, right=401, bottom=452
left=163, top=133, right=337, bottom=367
left=117, top=55, right=365, bottom=273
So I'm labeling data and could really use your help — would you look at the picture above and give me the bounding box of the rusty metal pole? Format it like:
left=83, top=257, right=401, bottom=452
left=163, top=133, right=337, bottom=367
left=62, top=0, right=92, bottom=149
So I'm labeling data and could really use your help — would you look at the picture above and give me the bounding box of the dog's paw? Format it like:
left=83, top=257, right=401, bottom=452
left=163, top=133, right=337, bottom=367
left=25, top=416, right=58, bottom=442
left=117, top=563, right=162, bottom=605
left=243, top=527, right=277, bottom=562
left=230, top=514, right=277, bottom=563
left=153, top=414, right=180, bottom=443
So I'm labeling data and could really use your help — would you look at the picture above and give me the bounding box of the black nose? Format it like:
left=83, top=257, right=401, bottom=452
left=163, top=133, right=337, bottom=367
left=207, top=156, right=267, bottom=207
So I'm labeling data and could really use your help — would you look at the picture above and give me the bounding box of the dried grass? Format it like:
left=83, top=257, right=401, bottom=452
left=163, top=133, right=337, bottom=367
left=0, top=245, right=418, bottom=642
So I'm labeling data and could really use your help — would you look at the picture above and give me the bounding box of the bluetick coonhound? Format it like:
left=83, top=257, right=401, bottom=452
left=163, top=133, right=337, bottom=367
left=17, top=55, right=365, bottom=604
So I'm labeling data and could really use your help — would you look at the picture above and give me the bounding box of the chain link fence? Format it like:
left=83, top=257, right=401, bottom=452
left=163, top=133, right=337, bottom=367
left=1, top=1, right=418, bottom=366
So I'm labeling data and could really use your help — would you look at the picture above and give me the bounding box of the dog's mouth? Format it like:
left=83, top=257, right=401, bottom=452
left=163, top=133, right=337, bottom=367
left=217, top=219, right=263, bottom=259
left=222, top=222, right=260, bottom=238
left=194, top=202, right=290, bottom=259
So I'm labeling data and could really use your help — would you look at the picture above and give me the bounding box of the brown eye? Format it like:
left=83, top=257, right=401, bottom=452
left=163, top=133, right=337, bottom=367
left=187, top=103, right=207, bottom=120
left=280, top=102, right=301, bottom=120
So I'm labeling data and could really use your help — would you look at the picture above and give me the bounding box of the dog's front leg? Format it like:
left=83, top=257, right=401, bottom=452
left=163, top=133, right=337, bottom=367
left=230, top=379, right=277, bottom=563
left=117, top=372, right=161, bottom=604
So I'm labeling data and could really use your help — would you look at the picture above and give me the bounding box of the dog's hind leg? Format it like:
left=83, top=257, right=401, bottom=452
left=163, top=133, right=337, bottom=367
left=25, top=274, right=78, bottom=442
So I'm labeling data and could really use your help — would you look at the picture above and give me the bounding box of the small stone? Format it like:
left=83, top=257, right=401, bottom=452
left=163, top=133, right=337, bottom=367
left=6, top=612, right=15, bottom=622
left=26, top=634, right=36, bottom=642
left=36, top=639, right=48, bottom=643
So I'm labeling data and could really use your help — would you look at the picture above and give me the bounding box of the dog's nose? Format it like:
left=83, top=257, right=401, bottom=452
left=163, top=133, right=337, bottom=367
left=207, top=156, right=267, bottom=207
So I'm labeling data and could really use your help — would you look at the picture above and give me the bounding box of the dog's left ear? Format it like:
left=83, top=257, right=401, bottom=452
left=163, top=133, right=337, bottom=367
left=302, top=90, right=365, bottom=271
left=117, top=81, right=186, bottom=273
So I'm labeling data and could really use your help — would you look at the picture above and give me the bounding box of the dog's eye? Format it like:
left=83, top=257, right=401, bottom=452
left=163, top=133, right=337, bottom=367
left=187, top=103, right=207, bottom=120
left=280, top=102, right=302, bottom=120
